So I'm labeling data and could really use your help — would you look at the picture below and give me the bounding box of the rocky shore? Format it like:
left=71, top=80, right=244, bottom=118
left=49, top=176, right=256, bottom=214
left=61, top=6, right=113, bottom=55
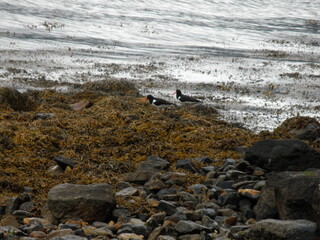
left=0, top=80, right=320, bottom=239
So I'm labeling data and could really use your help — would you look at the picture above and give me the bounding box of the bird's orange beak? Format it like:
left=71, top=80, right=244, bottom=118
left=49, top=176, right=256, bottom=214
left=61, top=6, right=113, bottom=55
left=141, top=97, right=148, bottom=102
left=172, top=91, right=176, bottom=95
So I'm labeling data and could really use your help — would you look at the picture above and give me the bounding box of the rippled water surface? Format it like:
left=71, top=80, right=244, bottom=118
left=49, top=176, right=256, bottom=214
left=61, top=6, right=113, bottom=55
left=0, top=0, right=319, bottom=131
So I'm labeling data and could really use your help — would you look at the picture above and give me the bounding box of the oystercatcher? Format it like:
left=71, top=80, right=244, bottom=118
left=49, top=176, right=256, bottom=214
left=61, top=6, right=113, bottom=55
left=174, top=89, right=201, bottom=103
left=141, top=95, right=176, bottom=107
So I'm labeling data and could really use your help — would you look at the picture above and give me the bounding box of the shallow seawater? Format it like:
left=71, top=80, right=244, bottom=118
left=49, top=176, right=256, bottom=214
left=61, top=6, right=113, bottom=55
left=0, top=0, right=319, bottom=132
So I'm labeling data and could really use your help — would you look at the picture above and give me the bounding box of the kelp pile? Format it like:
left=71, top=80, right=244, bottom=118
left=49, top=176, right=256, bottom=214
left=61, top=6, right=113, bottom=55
left=1, top=81, right=262, bottom=205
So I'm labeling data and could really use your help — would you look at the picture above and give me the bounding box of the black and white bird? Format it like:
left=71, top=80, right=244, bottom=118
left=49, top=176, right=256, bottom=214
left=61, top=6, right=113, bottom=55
left=174, top=89, right=201, bottom=103
left=141, top=95, right=176, bottom=107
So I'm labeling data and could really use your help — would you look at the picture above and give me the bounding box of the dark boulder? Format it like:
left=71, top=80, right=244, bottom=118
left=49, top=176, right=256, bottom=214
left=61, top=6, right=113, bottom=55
left=245, top=139, right=320, bottom=171
left=137, top=156, right=171, bottom=171
left=254, top=169, right=320, bottom=227
left=48, top=183, right=116, bottom=223
left=246, top=219, right=317, bottom=240
left=176, top=159, right=198, bottom=173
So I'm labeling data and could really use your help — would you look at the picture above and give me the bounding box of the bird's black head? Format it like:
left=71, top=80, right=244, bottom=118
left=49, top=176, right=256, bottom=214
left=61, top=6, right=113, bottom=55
left=176, top=89, right=182, bottom=98
left=146, top=95, right=154, bottom=104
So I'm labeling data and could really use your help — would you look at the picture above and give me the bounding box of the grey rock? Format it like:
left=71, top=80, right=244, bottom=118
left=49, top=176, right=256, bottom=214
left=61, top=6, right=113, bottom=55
left=116, top=182, right=132, bottom=190
left=245, top=139, right=320, bottom=171
left=113, top=208, right=132, bottom=221
left=158, top=235, right=177, bottom=240
left=48, top=183, right=115, bottom=222
left=19, top=201, right=34, bottom=212
left=215, top=175, right=227, bottom=186
left=200, top=166, right=216, bottom=175
left=176, top=159, right=198, bottom=173
left=218, top=208, right=237, bottom=217
left=21, top=224, right=43, bottom=234
left=165, top=211, right=188, bottom=223
left=146, top=212, right=166, bottom=228
left=230, top=225, right=250, bottom=233
left=117, top=227, right=134, bottom=235
left=157, top=188, right=177, bottom=197
left=191, top=157, right=214, bottom=164
left=148, top=227, right=176, bottom=240
left=157, top=200, right=177, bottom=216
left=149, top=225, right=176, bottom=239
left=115, top=187, right=139, bottom=197
left=218, top=190, right=239, bottom=206
left=178, top=234, right=202, bottom=240
left=137, top=156, right=171, bottom=171
left=252, top=167, right=266, bottom=176
left=183, top=210, right=201, bottom=222
left=223, top=165, right=237, bottom=172
left=144, top=177, right=166, bottom=191
left=20, top=193, right=31, bottom=202
left=246, top=219, right=317, bottom=240
left=239, top=199, right=252, bottom=212
left=175, top=220, right=209, bottom=234
left=92, top=221, right=109, bottom=228
left=0, top=226, right=26, bottom=237
left=195, top=208, right=217, bottom=219
left=178, top=192, right=198, bottom=202
left=161, top=172, right=188, bottom=186
left=11, top=210, right=32, bottom=223
left=223, top=158, right=236, bottom=167
left=226, top=170, right=246, bottom=180
left=188, top=184, right=207, bottom=195
left=53, top=155, right=76, bottom=170
left=125, top=170, right=157, bottom=184
left=121, top=223, right=151, bottom=237
left=5, top=196, right=22, bottom=214
left=254, top=169, right=320, bottom=224
left=51, top=235, right=88, bottom=240
left=207, top=186, right=222, bottom=200
left=232, top=180, right=257, bottom=189
left=217, top=180, right=235, bottom=189
left=235, top=161, right=254, bottom=173
left=59, top=223, right=81, bottom=231
left=159, top=194, right=179, bottom=201
left=202, top=215, right=219, bottom=230
left=195, top=202, right=219, bottom=211
left=253, top=180, right=266, bottom=190
left=243, top=209, right=255, bottom=221
left=206, top=170, right=218, bottom=180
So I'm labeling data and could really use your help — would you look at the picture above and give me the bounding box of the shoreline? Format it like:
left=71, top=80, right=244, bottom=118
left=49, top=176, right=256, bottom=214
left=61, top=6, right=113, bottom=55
left=1, top=48, right=319, bottom=133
